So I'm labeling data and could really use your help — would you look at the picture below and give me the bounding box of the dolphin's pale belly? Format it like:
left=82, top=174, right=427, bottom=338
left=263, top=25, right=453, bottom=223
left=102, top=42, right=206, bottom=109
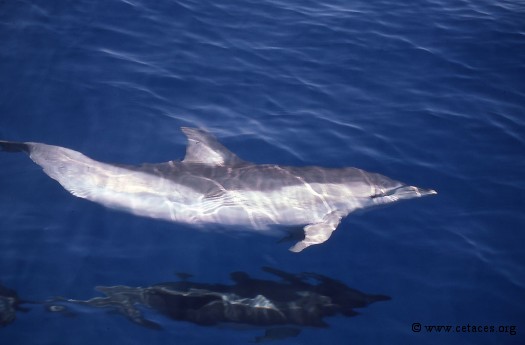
left=92, top=174, right=358, bottom=230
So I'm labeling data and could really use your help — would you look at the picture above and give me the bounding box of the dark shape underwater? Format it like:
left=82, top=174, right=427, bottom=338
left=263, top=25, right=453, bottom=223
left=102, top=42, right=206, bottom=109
left=0, top=283, right=30, bottom=327
left=42, top=267, right=390, bottom=340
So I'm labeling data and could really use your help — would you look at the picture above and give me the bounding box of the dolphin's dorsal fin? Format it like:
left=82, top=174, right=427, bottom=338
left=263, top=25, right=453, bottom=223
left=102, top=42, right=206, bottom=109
left=181, top=127, right=244, bottom=166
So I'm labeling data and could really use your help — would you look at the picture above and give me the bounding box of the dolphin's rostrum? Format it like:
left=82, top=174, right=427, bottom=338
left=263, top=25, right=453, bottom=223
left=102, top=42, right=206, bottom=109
left=0, top=128, right=436, bottom=251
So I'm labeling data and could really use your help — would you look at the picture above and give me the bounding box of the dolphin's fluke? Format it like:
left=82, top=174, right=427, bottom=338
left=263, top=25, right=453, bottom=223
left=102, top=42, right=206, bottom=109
left=0, top=141, right=29, bottom=153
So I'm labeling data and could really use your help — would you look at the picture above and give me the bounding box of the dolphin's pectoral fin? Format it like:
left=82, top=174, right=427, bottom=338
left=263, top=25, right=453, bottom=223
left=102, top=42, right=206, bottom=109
left=289, top=212, right=343, bottom=252
left=288, top=223, right=336, bottom=252
left=181, top=127, right=245, bottom=166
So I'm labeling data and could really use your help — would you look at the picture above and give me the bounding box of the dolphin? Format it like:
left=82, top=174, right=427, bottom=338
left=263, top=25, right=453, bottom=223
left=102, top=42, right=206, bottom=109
left=46, top=267, right=390, bottom=333
left=0, top=128, right=436, bottom=252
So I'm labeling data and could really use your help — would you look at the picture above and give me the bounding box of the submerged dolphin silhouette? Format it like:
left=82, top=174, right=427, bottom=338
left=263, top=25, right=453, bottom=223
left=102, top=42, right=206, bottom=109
left=45, top=267, right=391, bottom=333
left=0, top=128, right=436, bottom=252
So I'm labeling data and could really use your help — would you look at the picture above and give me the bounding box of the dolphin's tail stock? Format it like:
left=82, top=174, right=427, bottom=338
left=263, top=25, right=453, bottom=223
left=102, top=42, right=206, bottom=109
left=0, top=140, right=30, bottom=153
left=0, top=141, right=102, bottom=200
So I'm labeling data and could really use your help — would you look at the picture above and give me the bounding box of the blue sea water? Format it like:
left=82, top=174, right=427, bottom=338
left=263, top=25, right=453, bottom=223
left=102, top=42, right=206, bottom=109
left=0, top=0, right=524, bottom=344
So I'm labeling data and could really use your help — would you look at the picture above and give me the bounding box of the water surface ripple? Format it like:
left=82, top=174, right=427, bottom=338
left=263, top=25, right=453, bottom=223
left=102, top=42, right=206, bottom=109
left=0, top=0, right=523, bottom=344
